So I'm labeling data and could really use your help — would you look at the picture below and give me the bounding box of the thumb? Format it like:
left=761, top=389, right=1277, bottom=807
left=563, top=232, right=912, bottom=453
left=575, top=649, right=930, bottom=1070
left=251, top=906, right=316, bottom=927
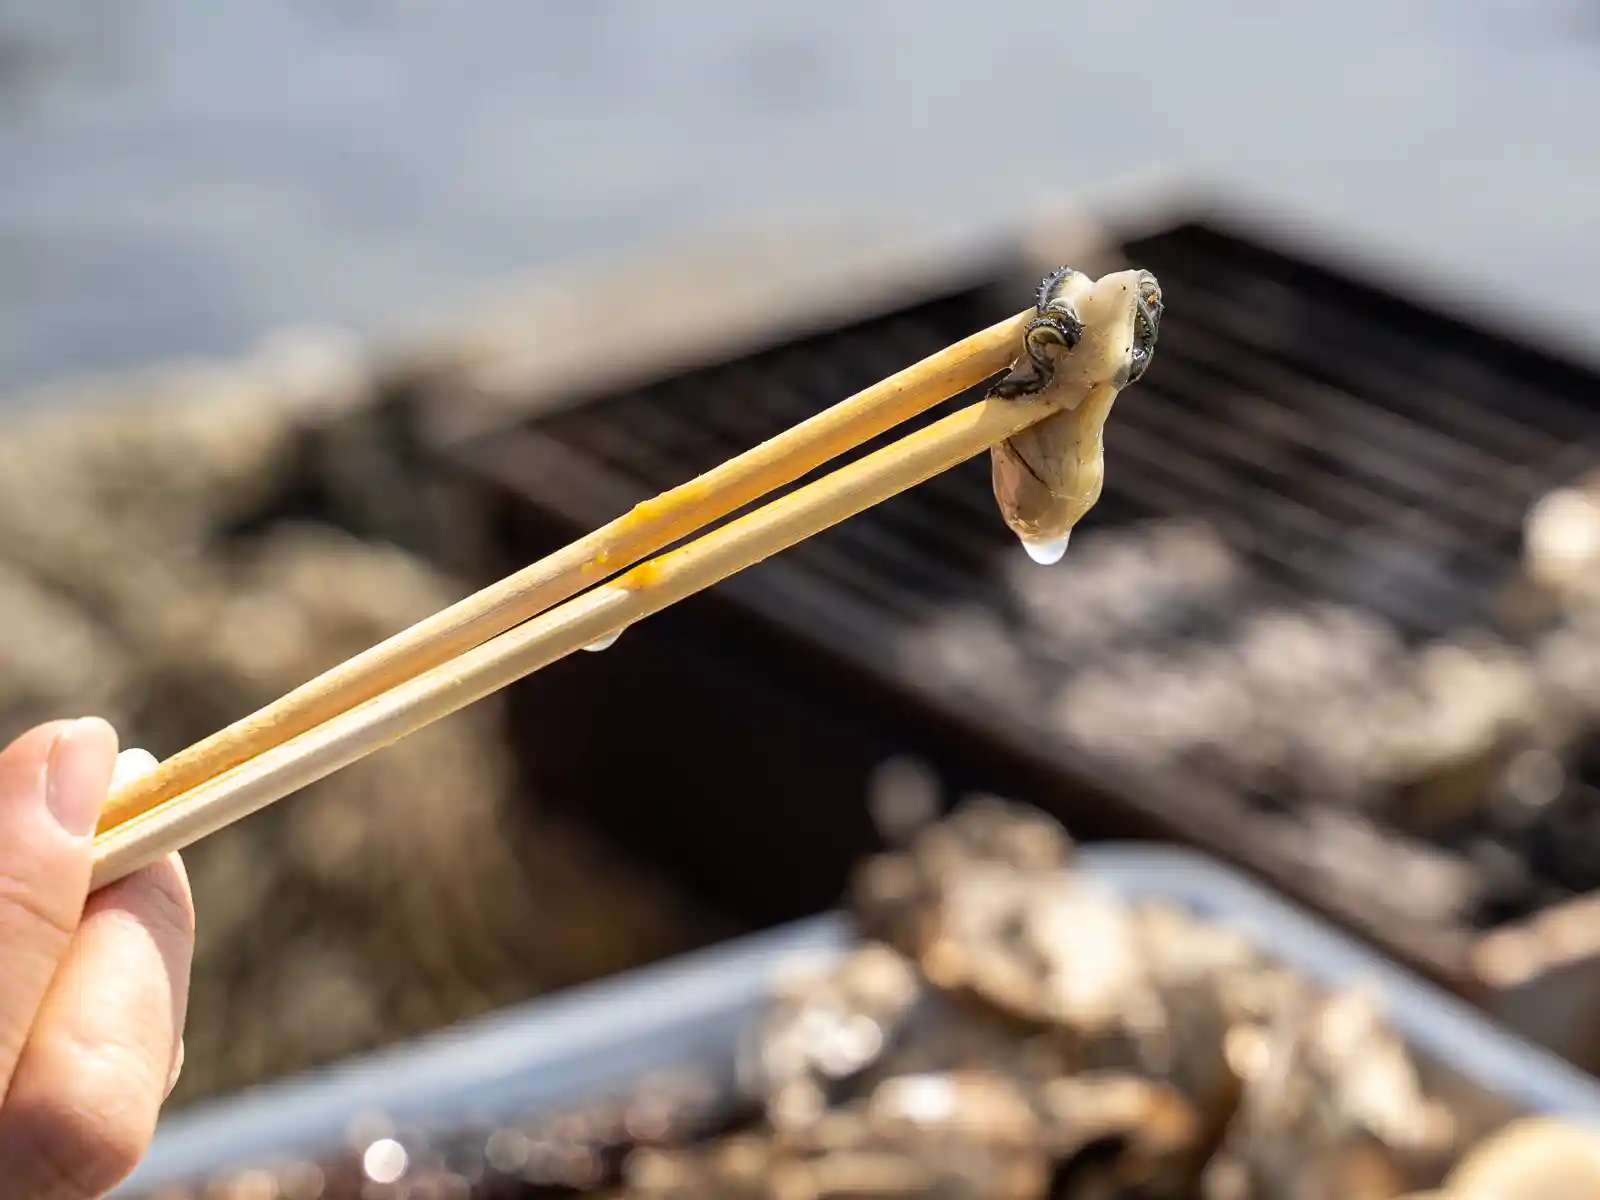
left=0, top=719, right=118, bottom=1096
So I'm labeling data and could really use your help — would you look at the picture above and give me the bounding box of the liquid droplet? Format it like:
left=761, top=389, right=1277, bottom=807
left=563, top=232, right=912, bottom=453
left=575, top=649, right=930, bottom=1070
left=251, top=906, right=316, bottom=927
left=1020, top=533, right=1070, bottom=565
left=582, top=628, right=624, bottom=652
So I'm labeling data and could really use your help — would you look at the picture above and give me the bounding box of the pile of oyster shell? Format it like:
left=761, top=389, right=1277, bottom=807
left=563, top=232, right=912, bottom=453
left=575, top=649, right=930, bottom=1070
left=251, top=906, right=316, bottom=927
left=0, top=338, right=718, bottom=1109
left=925, top=506, right=1600, bottom=818
left=902, top=464, right=1600, bottom=932
left=154, top=800, right=1600, bottom=1199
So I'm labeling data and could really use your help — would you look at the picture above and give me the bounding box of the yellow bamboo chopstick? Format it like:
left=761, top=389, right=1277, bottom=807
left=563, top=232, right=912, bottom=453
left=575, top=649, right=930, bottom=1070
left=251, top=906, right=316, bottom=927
left=89, top=264, right=1161, bottom=887
left=97, top=308, right=1035, bottom=834
left=91, top=381, right=1101, bottom=890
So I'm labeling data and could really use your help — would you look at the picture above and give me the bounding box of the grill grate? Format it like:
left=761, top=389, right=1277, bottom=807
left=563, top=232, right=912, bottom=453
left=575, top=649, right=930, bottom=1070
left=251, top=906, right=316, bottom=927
left=536, top=228, right=1597, bottom=644
left=450, top=219, right=1600, bottom=980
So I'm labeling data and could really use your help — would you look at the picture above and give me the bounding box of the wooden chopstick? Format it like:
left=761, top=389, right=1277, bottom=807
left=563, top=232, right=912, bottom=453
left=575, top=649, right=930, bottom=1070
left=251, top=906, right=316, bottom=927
left=90, top=378, right=1108, bottom=890
left=89, top=263, right=1161, bottom=887
left=96, top=308, right=1035, bottom=835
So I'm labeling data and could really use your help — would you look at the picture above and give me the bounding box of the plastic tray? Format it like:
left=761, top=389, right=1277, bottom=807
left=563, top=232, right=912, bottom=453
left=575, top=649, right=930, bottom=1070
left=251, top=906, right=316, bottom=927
left=118, top=844, right=1600, bottom=1196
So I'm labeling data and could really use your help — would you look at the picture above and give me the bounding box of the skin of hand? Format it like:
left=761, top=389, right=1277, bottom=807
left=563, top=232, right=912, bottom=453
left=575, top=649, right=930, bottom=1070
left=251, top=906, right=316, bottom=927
left=0, top=719, right=194, bottom=1198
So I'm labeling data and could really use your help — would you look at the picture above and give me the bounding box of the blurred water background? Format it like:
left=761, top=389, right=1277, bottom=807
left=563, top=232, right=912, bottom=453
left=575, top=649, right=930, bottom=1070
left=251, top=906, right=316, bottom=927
left=3, top=0, right=1598, bottom=399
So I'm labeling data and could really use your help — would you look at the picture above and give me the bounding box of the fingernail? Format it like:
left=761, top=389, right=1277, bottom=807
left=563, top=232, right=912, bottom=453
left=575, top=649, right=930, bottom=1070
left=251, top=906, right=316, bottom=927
left=112, top=747, right=159, bottom=792
left=45, top=717, right=118, bottom=838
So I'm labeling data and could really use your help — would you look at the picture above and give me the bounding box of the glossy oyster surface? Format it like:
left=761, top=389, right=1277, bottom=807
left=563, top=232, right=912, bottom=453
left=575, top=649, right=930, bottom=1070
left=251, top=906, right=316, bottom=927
left=988, top=267, right=1163, bottom=565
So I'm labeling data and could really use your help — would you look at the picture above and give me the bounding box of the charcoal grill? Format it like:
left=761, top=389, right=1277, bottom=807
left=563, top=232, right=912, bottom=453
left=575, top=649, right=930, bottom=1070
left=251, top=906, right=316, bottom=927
left=419, top=208, right=1600, bottom=1064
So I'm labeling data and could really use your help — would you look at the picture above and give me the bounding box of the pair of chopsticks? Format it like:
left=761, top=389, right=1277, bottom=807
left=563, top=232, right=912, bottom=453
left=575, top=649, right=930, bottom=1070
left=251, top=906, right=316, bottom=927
left=88, top=271, right=1140, bottom=892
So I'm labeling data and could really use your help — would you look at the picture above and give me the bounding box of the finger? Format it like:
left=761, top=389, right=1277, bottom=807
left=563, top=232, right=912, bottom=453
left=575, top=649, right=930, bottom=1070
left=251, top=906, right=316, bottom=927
left=0, top=851, right=195, bottom=1199
left=110, top=749, right=186, bottom=1097
left=109, top=749, right=187, bottom=1102
left=166, top=1035, right=185, bottom=1101
left=0, top=719, right=117, bottom=1096
left=111, top=753, right=194, bottom=1104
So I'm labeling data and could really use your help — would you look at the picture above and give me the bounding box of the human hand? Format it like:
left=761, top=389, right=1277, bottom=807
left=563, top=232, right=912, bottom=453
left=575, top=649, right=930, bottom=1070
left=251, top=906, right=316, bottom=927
left=0, top=719, right=195, bottom=1198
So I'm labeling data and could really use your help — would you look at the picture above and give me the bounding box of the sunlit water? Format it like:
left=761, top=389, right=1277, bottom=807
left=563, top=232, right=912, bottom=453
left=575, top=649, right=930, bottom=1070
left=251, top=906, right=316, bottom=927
left=2, top=0, right=1597, bottom=398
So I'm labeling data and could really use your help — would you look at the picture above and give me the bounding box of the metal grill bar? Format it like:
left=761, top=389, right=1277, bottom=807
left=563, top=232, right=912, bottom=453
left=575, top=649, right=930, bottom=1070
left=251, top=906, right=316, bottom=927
left=457, top=220, right=1600, bottom=959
